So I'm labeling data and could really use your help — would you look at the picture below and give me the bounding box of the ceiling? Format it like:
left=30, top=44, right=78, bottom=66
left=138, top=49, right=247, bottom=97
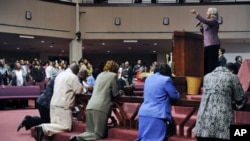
left=0, top=32, right=173, bottom=56
left=1, top=1, right=249, bottom=57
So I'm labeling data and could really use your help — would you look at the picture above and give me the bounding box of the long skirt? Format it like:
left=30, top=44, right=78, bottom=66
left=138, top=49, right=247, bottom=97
left=76, top=109, right=108, bottom=141
left=137, top=115, right=167, bottom=141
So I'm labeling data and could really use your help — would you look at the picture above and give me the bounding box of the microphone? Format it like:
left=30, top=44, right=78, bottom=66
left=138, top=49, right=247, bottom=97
left=195, top=21, right=201, bottom=27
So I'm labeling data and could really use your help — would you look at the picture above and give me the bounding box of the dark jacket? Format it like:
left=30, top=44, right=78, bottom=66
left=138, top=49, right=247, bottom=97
left=36, top=77, right=56, bottom=109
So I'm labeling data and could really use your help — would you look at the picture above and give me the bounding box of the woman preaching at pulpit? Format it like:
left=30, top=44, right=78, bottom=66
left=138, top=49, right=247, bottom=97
left=136, top=63, right=180, bottom=141
left=190, top=7, right=221, bottom=75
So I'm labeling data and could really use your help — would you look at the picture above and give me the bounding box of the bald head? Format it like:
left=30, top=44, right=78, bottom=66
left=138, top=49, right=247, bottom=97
left=70, top=63, right=80, bottom=75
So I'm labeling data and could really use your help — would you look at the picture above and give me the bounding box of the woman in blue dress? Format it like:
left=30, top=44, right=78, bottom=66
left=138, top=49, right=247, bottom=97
left=137, top=63, right=180, bottom=141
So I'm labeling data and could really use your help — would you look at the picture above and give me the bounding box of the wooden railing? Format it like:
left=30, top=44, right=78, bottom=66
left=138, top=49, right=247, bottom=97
left=75, top=94, right=250, bottom=122
left=75, top=94, right=250, bottom=138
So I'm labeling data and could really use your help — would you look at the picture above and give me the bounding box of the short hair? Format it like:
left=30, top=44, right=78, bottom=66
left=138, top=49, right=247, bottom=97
left=220, top=48, right=225, bottom=54
left=154, top=63, right=172, bottom=77
left=235, top=56, right=242, bottom=61
left=79, top=69, right=88, bottom=75
left=70, top=63, right=79, bottom=75
left=208, top=7, right=218, bottom=20
left=225, top=62, right=237, bottom=74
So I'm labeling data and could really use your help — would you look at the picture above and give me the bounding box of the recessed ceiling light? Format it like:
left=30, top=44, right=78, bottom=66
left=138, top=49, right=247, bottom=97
left=61, top=50, right=64, bottom=52
left=154, top=43, right=158, bottom=46
left=16, top=48, right=20, bottom=50
left=50, top=45, right=53, bottom=48
left=107, top=50, right=111, bottom=53
left=19, top=35, right=34, bottom=39
left=41, top=41, right=45, bottom=43
left=102, top=43, right=106, bottom=46
left=123, top=40, right=138, bottom=43
left=153, top=50, right=156, bottom=53
left=128, top=47, right=131, bottom=50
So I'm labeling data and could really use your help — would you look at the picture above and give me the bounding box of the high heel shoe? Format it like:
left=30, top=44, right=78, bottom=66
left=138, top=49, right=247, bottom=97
left=17, top=115, right=31, bottom=132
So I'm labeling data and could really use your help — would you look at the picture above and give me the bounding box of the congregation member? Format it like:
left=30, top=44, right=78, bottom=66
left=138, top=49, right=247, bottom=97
left=122, top=61, right=134, bottom=85
left=10, top=62, right=29, bottom=108
left=45, top=60, right=55, bottom=81
left=234, top=55, right=243, bottom=74
left=33, top=63, right=84, bottom=141
left=79, top=58, right=93, bottom=76
left=190, top=7, right=220, bottom=75
left=149, top=61, right=158, bottom=73
left=0, top=59, right=10, bottom=85
left=133, top=59, right=144, bottom=76
left=69, top=60, right=121, bottom=141
left=78, top=69, right=90, bottom=94
left=118, top=70, right=134, bottom=96
left=86, top=68, right=101, bottom=94
left=17, top=69, right=58, bottom=132
left=10, top=62, right=27, bottom=86
left=30, top=60, right=46, bottom=84
left=195, top=63, right=248, bottom=141
left=218, top=48, right=227, bottom=66
left=136, top=63, right=180, bottom=141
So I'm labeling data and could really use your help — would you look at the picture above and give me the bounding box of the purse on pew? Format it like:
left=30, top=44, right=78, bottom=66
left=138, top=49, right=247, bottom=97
left=166, top=116, right=176, bottom=137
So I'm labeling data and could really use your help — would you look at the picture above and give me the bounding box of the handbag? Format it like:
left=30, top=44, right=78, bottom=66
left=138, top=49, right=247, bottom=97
left=166, top=116, right=176, bottom=137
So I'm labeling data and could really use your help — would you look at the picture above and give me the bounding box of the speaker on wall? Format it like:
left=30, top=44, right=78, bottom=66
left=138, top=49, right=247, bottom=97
left=25, top=11, right=32, bottom=20
left=76, top=31, right=81, bottom=41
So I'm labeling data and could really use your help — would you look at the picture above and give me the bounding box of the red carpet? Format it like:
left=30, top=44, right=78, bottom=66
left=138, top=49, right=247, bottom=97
left=0, top=101, right=39, bottom=141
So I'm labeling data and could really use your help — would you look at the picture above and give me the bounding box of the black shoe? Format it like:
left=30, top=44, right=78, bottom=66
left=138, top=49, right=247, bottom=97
left=34, top=126, right=44, bottom=141
left=17, top=115, right=31, bottom=132
left=69, top=136, right=77, bottom=141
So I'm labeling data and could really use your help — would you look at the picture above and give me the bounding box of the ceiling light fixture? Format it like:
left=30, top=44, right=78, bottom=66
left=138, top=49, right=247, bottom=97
left=123, top=40, right=138, bottom=43
left=19, top=35, right=34, bottom=39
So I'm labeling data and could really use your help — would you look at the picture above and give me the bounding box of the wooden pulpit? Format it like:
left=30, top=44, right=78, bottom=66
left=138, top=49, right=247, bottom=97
left=173, top=31, right=204, bottom=77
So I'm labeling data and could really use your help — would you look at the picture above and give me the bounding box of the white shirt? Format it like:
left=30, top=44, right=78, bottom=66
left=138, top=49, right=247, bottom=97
left=15, top=70, right=23, bottom=86
left=50, top=68, right=84, bottom=109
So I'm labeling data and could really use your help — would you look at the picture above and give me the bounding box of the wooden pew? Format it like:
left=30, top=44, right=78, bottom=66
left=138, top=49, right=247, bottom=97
left=0, top=85, right=41, bottom=109
left=0, top=85, right=41, bottom=100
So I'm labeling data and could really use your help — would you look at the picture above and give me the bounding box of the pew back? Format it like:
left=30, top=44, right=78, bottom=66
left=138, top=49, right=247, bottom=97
left=0, top=86, right=41, bottom=100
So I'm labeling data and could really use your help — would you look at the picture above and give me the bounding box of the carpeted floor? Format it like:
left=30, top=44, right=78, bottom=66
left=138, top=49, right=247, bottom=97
left=0, top=100, right=39, bottom=141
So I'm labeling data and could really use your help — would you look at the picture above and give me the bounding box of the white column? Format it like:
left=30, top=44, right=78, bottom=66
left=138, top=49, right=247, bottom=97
left=76, top=2, right=80, bottom=32
left=69, top=1, right=82, bottom=64
left=69, top=40, right=82, bottom=64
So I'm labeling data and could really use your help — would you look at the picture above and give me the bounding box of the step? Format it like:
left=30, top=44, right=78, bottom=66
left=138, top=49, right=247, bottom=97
left=30, top=121, right=196, bottom=141
left=30, top=121, right=86, bottom=141
left=169, top=135, right=196, bottom=141
left=97, top=128, right=138, bottom=141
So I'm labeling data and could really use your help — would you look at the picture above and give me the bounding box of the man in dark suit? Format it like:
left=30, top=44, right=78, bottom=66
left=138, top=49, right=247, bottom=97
left=122, top=61, right=133, bottom=85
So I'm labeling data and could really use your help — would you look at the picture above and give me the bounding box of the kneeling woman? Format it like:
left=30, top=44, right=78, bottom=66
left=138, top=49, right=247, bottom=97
left=137, top=63, right=180, bottom=141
